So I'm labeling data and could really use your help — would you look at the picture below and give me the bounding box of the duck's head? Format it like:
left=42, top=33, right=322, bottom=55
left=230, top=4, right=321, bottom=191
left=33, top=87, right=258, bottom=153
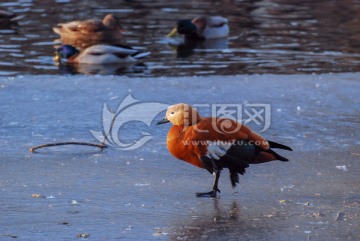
left=157, top=103, right=200, bottom=126
left=102, top=14, right=124, bottom=32
left=55, top=45, right=79, bottom=60
left=167, top=19, right=197, bottom=37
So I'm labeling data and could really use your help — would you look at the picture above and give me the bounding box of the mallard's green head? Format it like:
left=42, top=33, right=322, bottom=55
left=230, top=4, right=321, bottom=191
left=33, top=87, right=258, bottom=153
left=167, top=20, right=198, bottom=38
left=177, top=20, right=197, bottom=35
left=56, top=45, right=79, bottom=59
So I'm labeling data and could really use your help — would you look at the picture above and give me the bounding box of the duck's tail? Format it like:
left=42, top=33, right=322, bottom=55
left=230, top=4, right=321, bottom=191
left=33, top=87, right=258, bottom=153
left=265, top=149, right=290, bottom=162
left=52, top=27, right=61, bottom=35
left=251, top=140, right=292, bottom=163
left=263, top=140, right=293, bottom=162
left=267, top=140, right=293, bottom=151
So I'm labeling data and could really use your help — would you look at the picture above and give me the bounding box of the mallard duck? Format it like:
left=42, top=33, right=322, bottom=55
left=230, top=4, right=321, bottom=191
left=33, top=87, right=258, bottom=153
left=53, top=14, right=124, bottom=48
left=55, top=44, right=150, bottom=64
left=167, top=16, right=229, bottom=40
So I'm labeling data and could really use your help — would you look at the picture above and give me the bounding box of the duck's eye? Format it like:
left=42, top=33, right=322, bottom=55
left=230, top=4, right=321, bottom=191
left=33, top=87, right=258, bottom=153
left=170, top=112, right=175, bottom=115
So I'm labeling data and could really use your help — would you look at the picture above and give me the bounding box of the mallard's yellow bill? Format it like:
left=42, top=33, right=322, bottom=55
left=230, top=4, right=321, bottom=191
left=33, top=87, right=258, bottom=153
left=53, top=52, right=61, bottom=64
left=167, top=27, right=178, bottom=37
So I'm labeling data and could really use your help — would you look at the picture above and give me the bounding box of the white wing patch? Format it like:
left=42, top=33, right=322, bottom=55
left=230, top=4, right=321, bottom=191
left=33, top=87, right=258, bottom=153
left=206, top=141, right=232, bottom=160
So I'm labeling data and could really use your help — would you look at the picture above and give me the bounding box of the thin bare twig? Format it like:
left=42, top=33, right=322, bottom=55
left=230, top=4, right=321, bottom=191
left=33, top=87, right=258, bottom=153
left=29, top=142, right=107, bottom=153
left=29, top=108, right=119, bottom=153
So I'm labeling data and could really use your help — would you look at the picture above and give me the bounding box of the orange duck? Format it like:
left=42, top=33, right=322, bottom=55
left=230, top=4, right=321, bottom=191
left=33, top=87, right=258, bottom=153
left=53, top=14, right=124, bottom=48
left=157, top=103, right=292, bottom=197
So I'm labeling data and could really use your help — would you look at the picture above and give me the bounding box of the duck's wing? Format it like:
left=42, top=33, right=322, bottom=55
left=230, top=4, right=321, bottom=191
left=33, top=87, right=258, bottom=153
left=201, top=118, right=291, bottom=160
left=207, top=16, right=228, bottom=27
left=82, top=44, right=139, bottom=57
left=53, top=21, right=82, bottom=34
left=200, top=138, right=291, bottom=187
left=195, top=118, right=291, bottom=186
left=76, top=19, right=104, bottom=33
left=76, top=44, right=149, bottom=64
left=199, top=140, right=249, bottom=188
left=197, top=117, right=269, bottom=150
left=201, top=17, right=229, bottom=39
left=52, top=25, right=63, bottom=35
left=53, top=19, right=103, bottom=35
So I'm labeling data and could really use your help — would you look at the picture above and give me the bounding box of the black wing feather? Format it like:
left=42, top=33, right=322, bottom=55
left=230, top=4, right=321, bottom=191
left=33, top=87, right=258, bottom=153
left=200, top=140, right=292, bottom=188
left=265, top=148, right=289, bottom=162
left=267, top=140, right=293, bottom=151
left=200, top=154, right=248, bottom=188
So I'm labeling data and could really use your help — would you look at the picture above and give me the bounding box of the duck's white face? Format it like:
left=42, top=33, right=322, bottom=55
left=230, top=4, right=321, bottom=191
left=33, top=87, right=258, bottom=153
left=166, top=104, right=183, bottom=125
left=165, top=103, right=200, bottom=126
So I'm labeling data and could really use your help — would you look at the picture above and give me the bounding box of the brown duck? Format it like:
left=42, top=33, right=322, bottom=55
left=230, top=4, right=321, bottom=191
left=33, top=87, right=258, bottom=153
left=53, top=14, right=124, bottom=49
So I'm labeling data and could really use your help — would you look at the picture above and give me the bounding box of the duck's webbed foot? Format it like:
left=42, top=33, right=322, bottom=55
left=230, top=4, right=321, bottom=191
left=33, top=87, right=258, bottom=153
left=195, top=171, right=221, bottom=198
left=196, top=188, right=220, bottom=198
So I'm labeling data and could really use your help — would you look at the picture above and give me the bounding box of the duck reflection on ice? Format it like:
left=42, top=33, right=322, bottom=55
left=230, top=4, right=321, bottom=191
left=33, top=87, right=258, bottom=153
left=177, top=38, right=228, bottom=58
left=57, top=62, right=148, bottom=75
left=168, top=199, right=240, bottom=240
left=212, top=199, right=240, bottom=222
left=166, top=37, right=228, bottom=58
left=52, top=41, right=150, bottom=75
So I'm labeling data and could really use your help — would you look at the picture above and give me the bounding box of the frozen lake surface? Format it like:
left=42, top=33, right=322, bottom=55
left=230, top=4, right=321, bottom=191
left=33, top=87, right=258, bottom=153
left=0, top=73, right=359, bottom=240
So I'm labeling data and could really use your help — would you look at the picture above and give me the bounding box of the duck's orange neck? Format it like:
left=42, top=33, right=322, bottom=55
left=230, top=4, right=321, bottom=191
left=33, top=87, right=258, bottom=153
left=166, top=125, right=205, bottom=168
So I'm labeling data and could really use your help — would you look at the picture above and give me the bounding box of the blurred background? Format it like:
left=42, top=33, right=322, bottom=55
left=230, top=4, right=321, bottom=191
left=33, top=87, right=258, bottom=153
left=1, top=0, right=360, bottom=76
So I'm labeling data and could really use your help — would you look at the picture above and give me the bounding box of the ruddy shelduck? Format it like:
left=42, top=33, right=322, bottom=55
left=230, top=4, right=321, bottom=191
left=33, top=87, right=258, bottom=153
left=157, top=103, right=292, bottom=197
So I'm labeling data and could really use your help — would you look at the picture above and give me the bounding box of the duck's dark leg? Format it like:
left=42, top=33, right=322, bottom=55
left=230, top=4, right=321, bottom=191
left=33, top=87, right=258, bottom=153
left=196, top=171, right=221, bottom=198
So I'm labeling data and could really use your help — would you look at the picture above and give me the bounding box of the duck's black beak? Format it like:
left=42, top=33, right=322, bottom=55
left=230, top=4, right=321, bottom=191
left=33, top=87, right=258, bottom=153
left=156, top=117, right=170, bottom=125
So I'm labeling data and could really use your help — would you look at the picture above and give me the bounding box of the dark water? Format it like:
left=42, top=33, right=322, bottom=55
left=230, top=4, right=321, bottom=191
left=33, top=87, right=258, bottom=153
left=1, top=0, right=360, bottom=76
